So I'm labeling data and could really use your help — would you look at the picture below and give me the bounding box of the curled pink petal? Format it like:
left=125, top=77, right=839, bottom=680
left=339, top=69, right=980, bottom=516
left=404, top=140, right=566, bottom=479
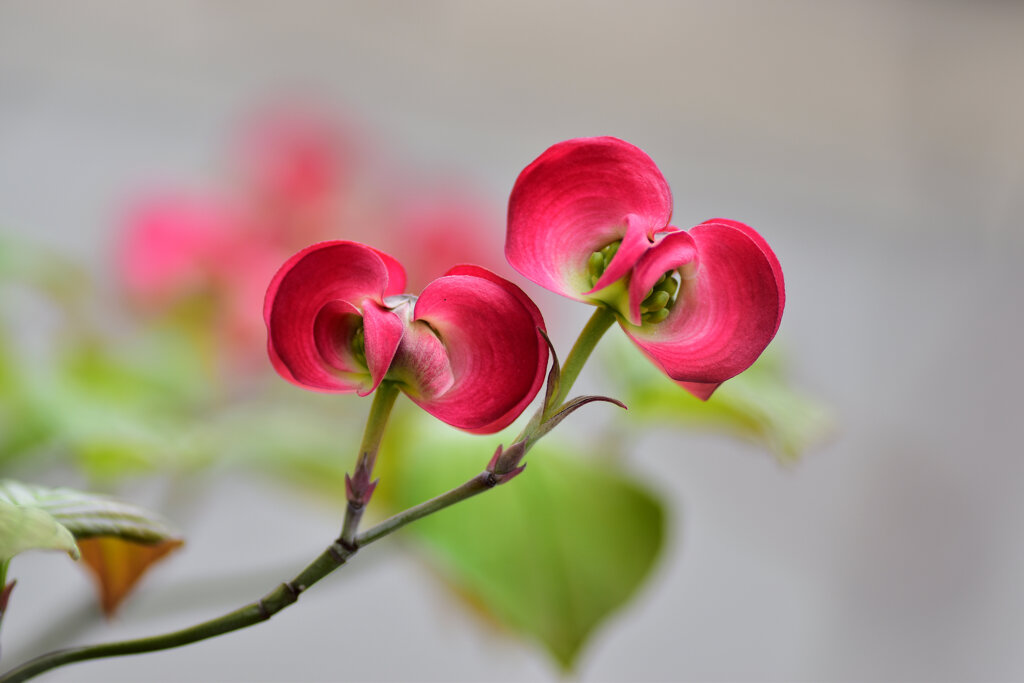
left=623, top=219, right=784, bottom=388
left=410, top=267, right=548, bottom=434
left=444, top=264, right=546, bottom=334
left=373, top=247, right=408, bottom=298
left=313, top=300, right=362, bottom=368
left=507, top=137, right=672, bottom=299
left=442, top=265, right=548, bottom=430
left=626, top=231, right=698, bottom=326
left=313, top=300, right=371, bottom=388
left=701, top=218, right=786, bottom=338
left=587, top=213, right=655, bottom=294
left=677, top=381, right=721, bottom=401
left=264, top=241, right=404, bottom=392
left=389, top=319, right=456, bottom=400
left=360, top=300, right=406, bottom=396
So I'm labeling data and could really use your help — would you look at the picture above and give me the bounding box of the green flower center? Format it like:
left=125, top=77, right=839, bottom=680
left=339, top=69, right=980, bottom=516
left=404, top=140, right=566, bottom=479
left=587, top=241, right=621, bottom=288
left=586, top=239, right=681, bottom=324
left=639, top=271, right=679, bottom=323
left=351, top=324, right=366, bottom=367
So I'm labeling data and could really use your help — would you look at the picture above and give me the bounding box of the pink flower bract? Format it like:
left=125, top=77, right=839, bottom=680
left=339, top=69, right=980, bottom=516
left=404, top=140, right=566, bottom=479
left=265, top=241, right=548, bottom=433
left=506, top=137, right=785, bottom=399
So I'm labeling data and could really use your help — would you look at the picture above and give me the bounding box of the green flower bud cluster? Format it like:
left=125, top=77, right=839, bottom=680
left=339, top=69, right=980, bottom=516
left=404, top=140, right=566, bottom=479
left=587, top=241, right=621, bottom=289
left=640, top=271, right=679, bottom=324
left=586, top=239, right=679, bottom=325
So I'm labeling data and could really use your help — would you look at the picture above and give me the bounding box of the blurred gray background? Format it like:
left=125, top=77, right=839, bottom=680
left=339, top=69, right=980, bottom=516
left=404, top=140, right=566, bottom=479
left=2, top=1, right=1023, bottom=681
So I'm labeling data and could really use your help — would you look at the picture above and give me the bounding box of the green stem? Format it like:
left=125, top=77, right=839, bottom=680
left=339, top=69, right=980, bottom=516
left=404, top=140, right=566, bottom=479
left=0, top=466, right=498, bottom=683
left=356, top=381, right=400, bottom=475
left=547, top=306, right=616, bottom=418
left=357, top=472, right=497, bottom=546
left=340, top=380, right=399, bottom=549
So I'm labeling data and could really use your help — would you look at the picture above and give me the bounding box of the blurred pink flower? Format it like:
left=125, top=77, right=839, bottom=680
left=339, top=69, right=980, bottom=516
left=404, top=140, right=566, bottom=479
left=118, top=197, right=237, bottom=307
left=233, top=105, right=352, bottom=249
left=507, top=137, right=785, bottom=399
left=117, top=196, right=283, bottom=363
left=385, top=192, right=509, bottom=292
left=264, top=241, right=548, bottom=433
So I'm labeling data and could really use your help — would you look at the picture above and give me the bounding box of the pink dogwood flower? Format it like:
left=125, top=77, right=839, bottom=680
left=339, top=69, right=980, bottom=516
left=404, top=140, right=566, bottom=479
left=265, top=241, right=548, bottom=433
left=506, top=137, right=785, bottom=400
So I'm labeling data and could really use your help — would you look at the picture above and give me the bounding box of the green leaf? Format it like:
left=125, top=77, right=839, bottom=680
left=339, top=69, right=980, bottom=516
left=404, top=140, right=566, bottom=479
left=0, top=498, right=79, bottom=563
left=0, top=480, right=180, bottom=545
left=608, top=337, right=833, bottom=463
left=386, top=418, right=665, bottom=670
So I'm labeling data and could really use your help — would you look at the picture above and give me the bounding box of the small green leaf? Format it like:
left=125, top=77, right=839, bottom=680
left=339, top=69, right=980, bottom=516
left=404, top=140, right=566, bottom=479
left=0, top=480, right=180, bottom=545
left=0, top=499, right=79, bottom=562
left=387, top=417, right=665, bottom=670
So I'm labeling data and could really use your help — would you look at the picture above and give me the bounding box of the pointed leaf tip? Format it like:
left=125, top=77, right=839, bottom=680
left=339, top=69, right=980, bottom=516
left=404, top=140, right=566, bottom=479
left=535, top=394, right=627, bottom=441
left=79, top=536, right=184, bottom=616
left=486, top=444, right=504, bottom=472
left=491, top=463, right=526, bottom=485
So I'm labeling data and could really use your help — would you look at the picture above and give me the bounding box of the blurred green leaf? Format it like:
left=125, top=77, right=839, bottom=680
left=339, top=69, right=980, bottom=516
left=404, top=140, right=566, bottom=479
left=0, top=502, right=78, bottom=563
left=386, top=417, right=665, bottom=670
left=28, top=333, right=217, bottom=480
left=0, top=479, right=180, bottom=544
left=0, top=279, right=218, bottom=478
left=0, top=487, right=80, bottom=563
left=608, top=337, right=833, bottom=463
left=59, top=329, right=209, bottom=415
left=229, top=391, right=368, bottom=502
left=0, top=324, right=56, bottom=466
left=0, top=232, right=91, bottom=305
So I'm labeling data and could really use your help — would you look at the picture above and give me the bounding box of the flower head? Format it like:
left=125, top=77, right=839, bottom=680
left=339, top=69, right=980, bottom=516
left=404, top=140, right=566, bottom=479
left=506, top=137, right=784, bottom=399
left=265, top=241, right=548, bottom=433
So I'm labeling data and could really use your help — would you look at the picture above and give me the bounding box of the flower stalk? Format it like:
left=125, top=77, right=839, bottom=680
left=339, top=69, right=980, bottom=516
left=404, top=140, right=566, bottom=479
left=545, top=306, right=616, bottom=420
left=340, top=381, right=399, bottom=547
